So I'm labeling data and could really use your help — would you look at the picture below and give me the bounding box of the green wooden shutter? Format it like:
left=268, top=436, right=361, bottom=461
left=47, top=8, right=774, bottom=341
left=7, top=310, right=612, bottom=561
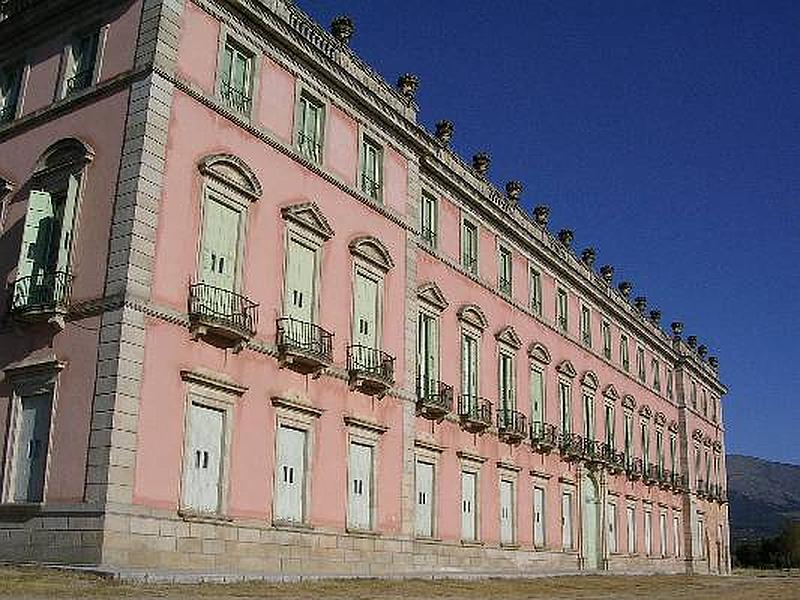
left=220, top=45, right=233, bottom=87
left=232, top=49, right=249, bottom=96
left=284, top=239, right=315, bottom=322
left=353, top=271, right=378, bottom=348
left=17, top=190, right=55, bottom=283
left=200, top=196, right=239, bottom=290
left=531, top=369, right=543, bottom=428
left=55, top=174, right=79, bottom=274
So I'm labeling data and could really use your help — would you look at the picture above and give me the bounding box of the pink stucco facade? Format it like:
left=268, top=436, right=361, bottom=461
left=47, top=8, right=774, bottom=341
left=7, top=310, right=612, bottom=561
left=0, top=0, right=729, bottom=577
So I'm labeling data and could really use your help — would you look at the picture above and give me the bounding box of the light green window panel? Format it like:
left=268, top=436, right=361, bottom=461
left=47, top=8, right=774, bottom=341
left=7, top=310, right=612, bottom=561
left=17, top=190, right=55, bottom=284
left=200, top=195, right=240, bottom=291
left=298, top=95, right=324, bottom=162
left=559, top=381, right=571, bottom=434
left=498, top=351, right=514, bottom=411
left=417, top=312, right=438, bottom=391
left=220, top=42, right=252, bottom=112
left=583, top=393, right=595, bottom=440
left=530, top=368, right=544, bottom=429
left=352, top=269, right=379, bottom=349
left=284, top=237, right=316, bottom=323
left=360, top=138, right=382, bottom=200
left=461, top=332, right=479, bottom=398
left=13, top=392, right=52, bottom=503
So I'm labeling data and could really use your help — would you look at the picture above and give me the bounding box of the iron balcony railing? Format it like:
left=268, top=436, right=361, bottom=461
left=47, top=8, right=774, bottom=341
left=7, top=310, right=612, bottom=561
left=498, top=276, right=512, bottom=297
left=530, top=298, right=542, bottom=315
left=0, top=103, right=15, bottom=124
left=458, top=394, right=492, bottom=432
left=220, top=83, right=252, bottom=114
left=497, top=407, right=527, bottom=442
left=581, top=438, right=606, bottom=464
left=9, top=271, right=73, bottom=315
left=347, top=344, right=394, bottom=385
left=558, top=316, right=568, bottom=331
left=644, top=462, right=660, bottom=485
left=559, top=432, right=583, bottom=460
left=658, top=468, right=673, bottom=490
left=530, top=422, right=558, bottom=451
left=416, top=374, right=454, bottom=418
left=626, top=456, right=644, bottom=480
left=188, top=282, right=258, bottom=339
left=582, top=331, right=592, bottom=347
left=670, top=471, right=688, bottom=493
left=361, top=172, right=381, bottom=200
left=462, top=255, right=478, bottom=275
left=695, top=478, right=707, bottom=498
left=603, top=444, right=627, bottom=473
left=297, top=131, right=322, bottom=163
left=276, top=317, right=333, bottom=364
left=420, top=226, right=436, bottom=247
left=65, top=69, right=93, bottom=95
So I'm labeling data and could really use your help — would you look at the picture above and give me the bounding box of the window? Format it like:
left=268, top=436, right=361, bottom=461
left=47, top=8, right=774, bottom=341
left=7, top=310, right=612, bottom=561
left=8, top=390, right=53, bottom=502
left=461, top=471, right=478, bottom=541
left=347, top=441, right=374, bottom=530
left=63, top=30, right=100, bottom=96
left=199, top=193, right=242, bottom=292
left=529, top=266, right=542, bottom=315
left=702, top=389, right=708, bottom=417
left=620, top=334, right=630, bottom=372
left=694, top=445, right=701, bottom=486
left=652, top=358, right=661, bottom=391
left=607, top=502, right=618, bottom=554
left=601, top=321, right=611, bottom=359
left=296, top=92, right=325, bottom=162
left=580, top=305, right=591, bottom=347
left=274, top=425, right=307, bottom=523
left=604, top=404, right=615, bottom=447
left=533, top=486, right=546, bottom=548
left=415, top=460, right=435, bottom=537
left=461, top=219, right=478, bottom=275
left=498, top=349, right=515, bottom=411
left=673, top=515, right=681, bottom=557
left=283, top=236, right=317, bottom=323
left=712, top=397, right=718, bottom=423
left=559, top=380, right=572, bottom=434
left=360, top=136, right=383, bottom=201
left=691, top=381, right=698, bottom=409
left=562, top=491, right=574, bottom=550
left=352, top=267, right=381, bottom=350
left=219, top=40, right=253, bottom=114
left=714, top=453, right=720, bottom=488
left=641, top=421, right=650, bottom=464
left=417, top=311, right=439, bottom=396
left=582, top=391, right=595, bottom=440
left=461, top=330, right=479, bottom=399
left=420, top=193, right=437, bottom=247
left=697, top=518, right=705, bottom=558
left=659, top=512, right=667, bottom=557
left=499, top=479, right=515, bottom=545
left=644, top=510, right=653, bottom=556
left=182, top=402, right=226, bottom=513
left=656, top=429, right=664, bottom=473
left=637, top=347, right=646, bottom=382
left=530, top=367, right=545, bottom=434
left=666, top=369, right=674, bottom=400
left=0, top=63, right=22, bottom=124
left=556, top=288, right=568, bottom=331
left=670, top=434, right=677, bottom=475
left=626, top=505, right=636, bottom=554
left=498, top=245, right=512, bottom=297
left=623, top=412, right=633, bottom=464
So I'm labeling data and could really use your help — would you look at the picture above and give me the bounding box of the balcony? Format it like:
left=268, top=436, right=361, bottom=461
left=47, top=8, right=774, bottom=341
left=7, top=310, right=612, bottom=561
left=220, top=83, right=252, bottom=114
left=8, top=271, right=73, bottom=328
left=695, top=478, right=707, bottom=498
left=580, top=438, right=607, bottom=467
left=361, top=172, right=381, bottom=200
left=644, top=463, right=660, bottom=486
left=671, top=471, right=688, bottom=493
left=276, top=317, right=333, bottom=377
left=626, top=457, right=643, bottom=481
left=659, top=468, right=674, bottom=490
left=497, top=408, right=527, bottom=445
left=603, top=445, right=626, bottom=474
left=530, top=422, right=558, bottom=453
left=416, top=375, right=453, bottom=422
left=458, top=395, right=492, bottom=434
left=297, top=132, right=322, bottom=163
left=347, top=345, right=394, bottom=398
left=498, top=276, right=512, bottom=297
left=188, top=283, right=257, bottom=351
left=559, top=432, right=584, bottom=461
left=0, top=104, right=14, bottom=124
left=65, top=69, right=93, bottom=96
left=420, top=226, right=436, bottom=248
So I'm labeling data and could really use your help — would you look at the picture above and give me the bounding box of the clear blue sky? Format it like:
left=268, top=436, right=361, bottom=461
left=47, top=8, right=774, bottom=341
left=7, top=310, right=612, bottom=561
left=299, top=1, right=800, bottom=465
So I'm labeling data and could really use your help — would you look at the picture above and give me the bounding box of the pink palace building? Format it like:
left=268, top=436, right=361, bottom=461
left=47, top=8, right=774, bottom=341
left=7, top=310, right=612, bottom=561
left=0, top=0, right=731, bottom=577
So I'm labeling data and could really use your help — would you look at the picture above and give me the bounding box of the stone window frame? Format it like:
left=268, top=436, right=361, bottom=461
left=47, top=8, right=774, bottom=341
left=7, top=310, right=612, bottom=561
left=357, top=126, right=384, bottom=203
left=343, top=416, right=388, bottom=534
left=636, top=345, right=646, bottom=383
left=413, top=439, right=443, bottom=540
left=531, top=473, right=549, bottom=550
left=528, top=342, right=550, bottom=429
left=458, top=304, right=487, bottom=399
left=643, top=504, right=654, bottom=557
left=177, top=370, right=245, bottom=519
left=651, top=357, right=661, bottom=392
left=495, top=326, right=521, bottom=413
left=579, top=300, right=592, bottom=348
left=270, top=395, right=323, bottom=528
left=457, top=450, right=485, bottom=544
left=0, top=57, right=29, bottom=124
left=55, top=22, right=109, bottom=101
left=580, top=370, right=599, bottom=440
left=659, top=509, right=668, bottom=558
left=293, top=84, right=327, bottom=164
left=625, top=500, right=637, bottom=556
left=1, top=358, right=65, bottom=504
left=673, top=511, right=682, bottom=558
left=215, top=23, right=262, bottom=119
left=419, top=189, right=438, bottom=249
left=496, top=240, right=513, bottom=298
left=556, top=360, right=576, bottom=435
left=459, top=212, right=480, bottom=276
left=619, top=332, right=630, bottom=372
left=528, top=261, right=543, bottom=315
left=348, top=236, right=393, bottom=349
left=497, top=462, right=520, bottom=548
left=606, top=495, right=619, bottom=555
left=600, top=318, right=612, bottom=360
left=560, top=482, right=576, bottom=552
left=417, top=282, right=448, bottom=390
left=555, top=284, right=569, bottom=333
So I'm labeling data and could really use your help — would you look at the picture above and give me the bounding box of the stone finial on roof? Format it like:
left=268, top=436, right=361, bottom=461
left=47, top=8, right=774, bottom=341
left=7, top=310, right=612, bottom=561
left=649, top=309, right=662, bottom=325
left=698, top=345, right=708, bottom=359
left=435, top=120, right=454, bottom=146
left=331, top=16, right=354, bottom=44
left=533, top=204, right=550, bottom=227
left=671, top=321, right=684, bottom=339
left=634, top=296, right=647, bottom=314
left=618, top=281, right=633, bottom=298
left=708, top=356, right=719, bottom=369
left=397, top=73, right=419, bottom=100
left=600, top=264, right=614, bottom=284
left=505, top=180, right=523, bottom=203
left=472, top=152, right=491, bottom=177
left=687, top=335, right=698, bottom=349
left=580, top=247, right=596, bottom=267
left=557, top=229, right=574, bottom=247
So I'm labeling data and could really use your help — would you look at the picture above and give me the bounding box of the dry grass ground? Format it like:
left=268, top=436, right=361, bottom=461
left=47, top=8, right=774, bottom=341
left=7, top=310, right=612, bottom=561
left=0, top=566, right=798, bottom=599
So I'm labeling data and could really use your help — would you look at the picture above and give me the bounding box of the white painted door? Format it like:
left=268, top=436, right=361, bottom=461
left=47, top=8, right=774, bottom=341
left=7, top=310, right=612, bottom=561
left=182, top=403, right=224, bottom=513
left=644, top=511, right=653, bottom=556
left=352, top=270, right=379, bottom=349
left=274, top=425, right=306, bottom=523
left=13, top=392, right=52, bottom=502
left=348, top=442, right=373, bottom=530
left=673, top=515, right=681, bottom=557
left=533, top=486, right=545, bottom=547
left=606, top=502, right=617, bottom=554
left=415, top=460, right=434, bottom=537
left=500, top=479, right=514, bottom=544
left=582, top=475, right=600, bottom=569
left=562, top=492, right=573, bottom=550
left=626, top=506, right=636, bottom=553
left=200, top=195, right=239, bottom=291
left=660, top=513, right=667, bottom=557
left=284, top=238, right=315, bottom=323
left=461, top=471, right=477, bottom=541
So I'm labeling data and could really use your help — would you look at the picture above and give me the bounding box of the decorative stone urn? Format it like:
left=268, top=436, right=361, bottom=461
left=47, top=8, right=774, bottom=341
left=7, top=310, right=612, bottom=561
left=397, top=73, right=419, bottom=100
left=472, top=152, right=491, bottom=177
left=618, top=281, right=633, bottom=298
left=331, top=16, right=354, bottom=44
left=435, top=120, right=454, bottom=146
left=671, top=321, right=684, bottom=338
left=600, top=264, right=614, bottom=283
left=580, top=247, right=596, bottom=267
left=708, top=356, right=719, bottom=369
left=533, top=204, right=550, bottom=226
left=634, top=296, right=647, bottom=314
left=686, top=335, right=698, bottom=349
left=557, top=229, right=574, bottom=247
left=505, top=180, right=523, bottom=203
left=650, top=309, right=662, bottom=325
left=698, top=345, right=708, bottom=359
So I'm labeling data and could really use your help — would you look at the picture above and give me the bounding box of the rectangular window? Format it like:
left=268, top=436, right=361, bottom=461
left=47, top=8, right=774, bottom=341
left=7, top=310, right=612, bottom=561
left=462, top=219, right=479, bottom=275
left=666, top=369, right=674, bottom=400
left=461, top=331, right=479, bottom=398
left=641, top=421, right=650, bottom=464
left=297, top=93, right=324, bottom=163
left=652, top=359, right=661, bottom=391
left=562, top=491, right=574, bottom=550
left=420, top=193, right=437, bottom=248
left=533, top=486, right=545, bottom=548
left=219, top=40, right=253, bottom=114
left=530, top=367, right=544, bottom=433
left=283, top=236, right=317, bottom=323
left=352, top=268, right=380, bottom=349
left=182, top=402, right=225, bottom=513
left=620, top=335, right=630, bottom=371
left=604, top=404, right=615, bottom=447
left=360, top=136, right=383, bottom=201
left=200, top=194, right=241, bottom=291
left=623, top=412, right=633, bottom=464
left=656, top=429, right=664, bottom=473
left=626, top=505, right=636, bottom=554
left=607, top=502, right=618, bottom=554
left=461, top=471, right=477, bottom=541
left=498, top=245, right=512, bottom=297
left=64, top=30, right=99, bottom=96
left=660, top=512, right=668, bottom=557
left=347, top=441, right=373, bottom=530
left=694, top=446, right=701, bottom=487
left=529, top=267, right=542, bottom=315
left=556, top=288, right=568, bottom=332
left=644, top=510, right=653, bottom=556
left=691, top=382, right=698, bottom=409
left=673, top=515, right=681, bottom=557
left=698, top=518, right=705, bottom=558
left=417, top=311, right=439, bottom=396
left=559, top=380, right=572, bottom=435
left=702, top=389, right=708, bottom=417
left=637, top=347, right=646, bottom=382
left=274, top=425, right=307, bottom=523
left=583, top=392, right=595, bottom=440
left=11, top=391, right=53, bottom=503
left=580, top=305, right=592, bottom=347
left=601, top=321, right=611, bottom=359
left=498, top=350, right=515, bottom=411
left=670, top=434, right=677, bottom=475
left=0, top=64, right=22, bottom=124
left=415, top=460, right=435, bottom=537
left=499, top=479, right=515, bottom=545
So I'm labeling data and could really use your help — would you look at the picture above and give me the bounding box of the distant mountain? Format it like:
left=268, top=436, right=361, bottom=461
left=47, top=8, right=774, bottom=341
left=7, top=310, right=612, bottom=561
left=727, top=454, right=800, bottom=541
